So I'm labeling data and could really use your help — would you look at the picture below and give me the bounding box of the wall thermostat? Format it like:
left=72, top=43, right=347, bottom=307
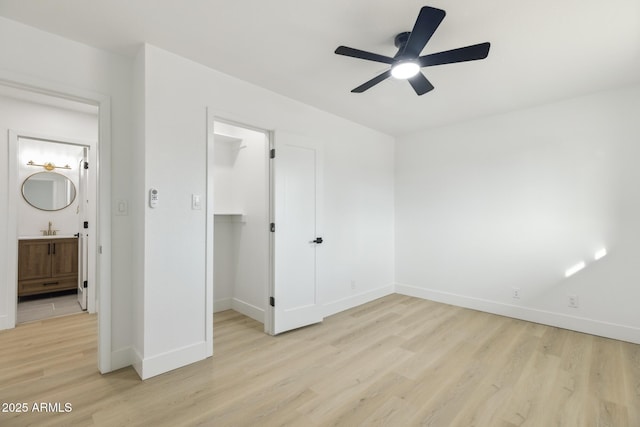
left=149, top=188, right=159, bottom=208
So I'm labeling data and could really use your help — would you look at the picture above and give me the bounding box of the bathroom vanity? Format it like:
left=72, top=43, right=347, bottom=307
left=17, top=237, right=78, bottom=297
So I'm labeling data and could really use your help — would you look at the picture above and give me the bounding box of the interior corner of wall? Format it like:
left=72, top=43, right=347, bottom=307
left=110, top=346, right=135, bottom=372
left=131, top=346, right=144, bottom=379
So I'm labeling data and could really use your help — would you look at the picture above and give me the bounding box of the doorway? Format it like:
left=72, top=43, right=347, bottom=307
left=1, top=79, right=112, bottom=373
left=15, top=136, right=96, bottom=323
left=206, top=114, right=325, bottom=346
left=211, top=120, right=270, bottom=326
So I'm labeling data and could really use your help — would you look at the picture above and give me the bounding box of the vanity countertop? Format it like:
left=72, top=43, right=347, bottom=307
left=19, top=235, right=77, bottom=240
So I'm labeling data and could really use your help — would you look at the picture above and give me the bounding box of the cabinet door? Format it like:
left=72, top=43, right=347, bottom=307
left=51, top=239, right=79, bottom=277
left=18, top=240, right=52, bottom=280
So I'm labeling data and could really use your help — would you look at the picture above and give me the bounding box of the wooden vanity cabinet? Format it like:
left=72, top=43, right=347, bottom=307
left=18, top=238, right=78, bottom=297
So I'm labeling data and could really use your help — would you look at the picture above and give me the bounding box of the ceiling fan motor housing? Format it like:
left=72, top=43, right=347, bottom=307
left=394, top=32, right=412, bottom=55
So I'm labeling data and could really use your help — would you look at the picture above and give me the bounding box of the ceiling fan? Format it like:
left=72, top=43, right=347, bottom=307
left=334, top=6, right=490, bottom=95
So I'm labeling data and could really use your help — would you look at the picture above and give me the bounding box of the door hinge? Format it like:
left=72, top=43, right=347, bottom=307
left=84, top=221, right=89, bottom=229
left=83, top=280, right=88, bottom=289
left=84, top=161, right=89, bottom=169
left=270, top=223, right=275, bottom=232
left=270, top=148, right=275, bottom=159
left=270, top=297, right=275, bottom=307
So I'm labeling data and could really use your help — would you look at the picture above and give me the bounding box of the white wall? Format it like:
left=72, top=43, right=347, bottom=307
left=131, top=47, right=146, bottom=371
left=212, top=216, right=236, bottom=308
left=134, top=44, right=395, bottom=378
left=395, top=84, right=640, bottom=343
left=212, top=134, right=238, bottom=308
left=213, top=123, right=269, bottom=321
left=0, top=17, right=134, bottom=367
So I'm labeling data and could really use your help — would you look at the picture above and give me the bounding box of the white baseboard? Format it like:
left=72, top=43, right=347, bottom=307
left=395, top=283, right=640, bottom=345
left=214, top=298, right=232, bottom=313
left=110, top=346, right=133, bottom=372
left=0, top=314, right=9, bottom=330
left=323, top=284, right=395, bottom=318
left=136, top=341, right=209, bottom=380
left=231, top=298, right=264, bottom=323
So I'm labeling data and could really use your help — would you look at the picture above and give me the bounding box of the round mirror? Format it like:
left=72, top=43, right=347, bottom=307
left=22, top=172, right=77, bottom=211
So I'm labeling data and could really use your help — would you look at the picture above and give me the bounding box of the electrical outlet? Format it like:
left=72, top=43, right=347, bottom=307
left=568, top=294, right=579, bottom=308
left=512, top=288, right=521, bottom=299
left=351, top=280, right=356, bottom=290
left=115, top=199, right=128, bottom=216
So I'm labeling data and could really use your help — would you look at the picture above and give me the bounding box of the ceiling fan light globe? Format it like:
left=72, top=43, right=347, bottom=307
left=391, top=61, right=420, bottom=79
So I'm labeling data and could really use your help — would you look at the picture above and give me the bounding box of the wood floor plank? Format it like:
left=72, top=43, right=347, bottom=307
left=540, top=330, right=593, bottom=426
left=1, top=296, right=639, bottom=426
left=447, top=319, right=535, bottom=426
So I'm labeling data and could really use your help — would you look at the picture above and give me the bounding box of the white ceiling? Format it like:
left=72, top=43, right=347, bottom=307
left=1, top=0, right=639, bottom=136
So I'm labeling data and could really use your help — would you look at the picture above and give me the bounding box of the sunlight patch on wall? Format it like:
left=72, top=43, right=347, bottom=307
left=594, top=248, right=607, bottom=260
left=565, top=261, right=586, bottom=278
left=564, top=247, right=607, bottom=278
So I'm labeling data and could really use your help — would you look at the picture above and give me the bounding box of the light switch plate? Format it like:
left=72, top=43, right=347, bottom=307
left=192, top=194, right=202, bottom=210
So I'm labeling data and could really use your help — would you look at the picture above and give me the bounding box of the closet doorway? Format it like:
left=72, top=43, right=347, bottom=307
left=211, top=120, right=270, bottom=325
left=207, top=118, right=325, bottom=341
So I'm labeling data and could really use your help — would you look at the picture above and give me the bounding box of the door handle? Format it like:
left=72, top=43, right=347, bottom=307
left=311, top=237, right=323, bottom=244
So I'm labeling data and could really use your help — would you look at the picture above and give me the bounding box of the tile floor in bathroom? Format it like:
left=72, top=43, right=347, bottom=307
left=17, top=291, right=85, bottom=323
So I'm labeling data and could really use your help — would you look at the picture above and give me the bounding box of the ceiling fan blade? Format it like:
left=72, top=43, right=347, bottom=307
left=402, top=6, right=446, bottom=58
left=408, top=72, right=434, bottom=96
left=351, top=70, right=392, bottom=93
left=335, top=46, right=395, bottom=65
left=419, top=42, right=490, bottom=67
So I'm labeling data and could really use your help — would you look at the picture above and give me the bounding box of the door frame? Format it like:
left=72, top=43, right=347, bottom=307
left=1, top=74, right=112, bottom=373
left=77, top=146, right=91, bottom=311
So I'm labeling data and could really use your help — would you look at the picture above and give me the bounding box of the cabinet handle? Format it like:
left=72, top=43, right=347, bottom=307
left=52, top=243, right=56, bottom=255
left=43, top=282, right=59, bottom=286
left=48, top=243, right=51, bottom=255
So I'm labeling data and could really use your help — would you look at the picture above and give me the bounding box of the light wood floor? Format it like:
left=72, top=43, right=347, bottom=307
left=1, top=295, right=638, bottom=426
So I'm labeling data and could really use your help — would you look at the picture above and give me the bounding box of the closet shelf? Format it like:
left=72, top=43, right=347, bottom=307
left=214, top=212, right=245, bottom=223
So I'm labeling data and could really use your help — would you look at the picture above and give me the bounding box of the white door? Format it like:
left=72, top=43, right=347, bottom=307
left=271, top=132, right=323, bottom=334
left=77, top=148, right=89, bottom=310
